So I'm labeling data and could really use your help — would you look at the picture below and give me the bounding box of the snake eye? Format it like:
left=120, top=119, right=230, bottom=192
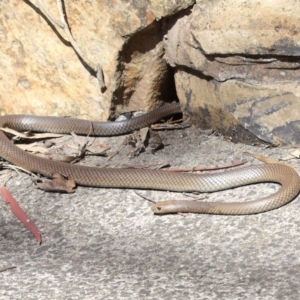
left=157, top=206, right=161, bottom=211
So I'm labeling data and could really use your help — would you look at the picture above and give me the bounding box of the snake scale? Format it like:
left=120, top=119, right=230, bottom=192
left=0, top=103, right=299, bottom=214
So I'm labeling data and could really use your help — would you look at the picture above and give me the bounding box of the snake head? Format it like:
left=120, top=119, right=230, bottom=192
left=151, top=201, right=178, bottom=214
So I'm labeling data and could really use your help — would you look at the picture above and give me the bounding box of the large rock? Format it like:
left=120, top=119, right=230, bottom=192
left=0, top=0, right=193, bottom=120
left=164, top=0, right=300, bottom=145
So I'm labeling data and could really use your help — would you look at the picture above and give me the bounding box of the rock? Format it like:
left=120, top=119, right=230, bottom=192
left=0, top=0, right=193, bottom=120
left=164, top=1, right=300, bottom=145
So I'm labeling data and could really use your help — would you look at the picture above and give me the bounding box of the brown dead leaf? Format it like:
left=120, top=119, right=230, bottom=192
left=48, top=153, right=79, bottom=163
left=86, top=140, right=110, bottom=156
left=127, top=128, right=149, bottom=157
left=18, top=143, right=50, bottom=154
left=0, top=127, right=63, bottom=139
left=85, top=146, right=108, bottom=156
left=148, top=130, right=163, bottom=153
left=1, top=186, right=42, bottom=244
left=69, top=133, right=109, bottom=157
left=107, top=127, right=148, bottom=160
left=139, top=127, right=149, bottom=144
left=40, top=135, right=87, bottom=163
left=44, top=140, right=56, bottom=148
left=18, top=143, right=80, bottom=163
left=150, top=117, right=191, bottom=130
left=35, top=173, right=76, bottom=193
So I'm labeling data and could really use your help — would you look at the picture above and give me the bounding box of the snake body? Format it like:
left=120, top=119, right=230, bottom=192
left=0, top=103, right=299, bottom=214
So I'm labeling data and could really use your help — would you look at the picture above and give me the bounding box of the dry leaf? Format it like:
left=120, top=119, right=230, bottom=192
left=85, top=146, right=108, bottom=156
left=289, top=149, right=300, bottom=158
left=18, top=143, right=50, bottom=154
left=127, top=129, right=148, bottom=157
left=35, top=173, right=76, bottom=193
left=64, top=134, right=109, bottom=157
left=150, top=117, right=191, bottom=130
left=0, top=127, right=63, bottom=139
left=18, top=143, right=80, bottom=163
left=86, top=140, right=110, bottom=156
left=148, top=130, right=163, bottom=153
left=139, top=127, right=149, bottom=143
left=48, top=153, right=79, bottom=163
left=1, top=186, right=42, bottom=244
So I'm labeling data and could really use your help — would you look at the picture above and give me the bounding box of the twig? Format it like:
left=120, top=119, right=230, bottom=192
left=150, top=117, right=191, bottom=130
left=0, top=162, right=38, bottom=177
left=96, top=64, right=106, bottom=92
left=37, top=0, right=64, bottom=27
left=0, top=266, right=16, bottom=273
left=134, top=191, right=208, bottom=204
left=37, top=0, right=106, bottom=91
left=134, top=191, right=156, bottom=204
left=1, top=172, right=12, bottom=189
left=107, top=142, right=126, bottom=162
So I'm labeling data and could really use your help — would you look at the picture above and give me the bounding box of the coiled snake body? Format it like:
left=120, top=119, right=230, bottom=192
left=0, top=103, right=299, bottom=214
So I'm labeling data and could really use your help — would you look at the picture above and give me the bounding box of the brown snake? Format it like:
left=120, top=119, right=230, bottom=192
left=0, top=103, right=299, bottom=215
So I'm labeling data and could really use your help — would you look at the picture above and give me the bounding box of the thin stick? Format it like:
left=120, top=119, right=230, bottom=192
left=0, top=266, right=16, bottom=273
left=56, top=0, right=106, bottom=90
left=134, top=191, right=156, bottom=204
left=0, top=162, right=37, bottom=177
left=37, top=0, right=106, bottom=91
left=37, top=0, right=64, bottom=27
left=134, top=191, right=208, bottom=204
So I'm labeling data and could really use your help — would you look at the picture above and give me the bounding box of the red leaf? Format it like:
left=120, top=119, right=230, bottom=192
left=1, top=187, right=42, bottom=244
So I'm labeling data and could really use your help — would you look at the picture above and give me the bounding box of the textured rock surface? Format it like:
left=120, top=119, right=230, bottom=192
left=191, top=0, right=300, bottom=56
left=0, top=0, right=193, bottom=119
left=164, top=0, right=300, bottom=145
